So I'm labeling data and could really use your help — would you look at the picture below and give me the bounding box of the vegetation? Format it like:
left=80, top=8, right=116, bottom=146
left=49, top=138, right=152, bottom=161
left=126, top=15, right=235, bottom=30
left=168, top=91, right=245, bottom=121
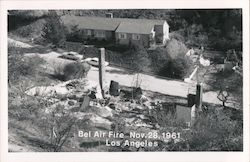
left=8, top=46, right=45, bottom=84
left=207, top=69, right=243, bottom=108
left=53, top=62, right=91, bottom=81
left=130, top=43, right=151, bottom=73
left=7, top=9, right=243, bottom=152
left=158, top=55, right=191, bottom=79
left=41, top=104, right=76, bottom=152
left=156, top=39, right=191, bottom=79
left=149, top=103, right=243, bottom=151
left=170, top=108, right=243, bottom=151
left=63, top=62, right=90, bottom=80
left=42, top=11, right=66, bottom=48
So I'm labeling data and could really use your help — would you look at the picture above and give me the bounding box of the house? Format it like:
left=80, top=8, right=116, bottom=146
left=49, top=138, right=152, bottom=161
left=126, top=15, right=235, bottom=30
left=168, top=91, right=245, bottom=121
left=61, top=14, right=169, bottom=47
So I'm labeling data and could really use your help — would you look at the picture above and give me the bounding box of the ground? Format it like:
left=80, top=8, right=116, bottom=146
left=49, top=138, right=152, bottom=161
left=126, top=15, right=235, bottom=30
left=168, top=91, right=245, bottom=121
left=7, top=37, right=243, bottom=152
left=13, top=37, right=227, bottom=106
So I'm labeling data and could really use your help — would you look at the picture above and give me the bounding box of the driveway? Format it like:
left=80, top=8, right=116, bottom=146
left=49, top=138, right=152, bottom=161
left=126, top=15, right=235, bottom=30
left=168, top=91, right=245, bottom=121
left=87, top=66, right=223, bottom=106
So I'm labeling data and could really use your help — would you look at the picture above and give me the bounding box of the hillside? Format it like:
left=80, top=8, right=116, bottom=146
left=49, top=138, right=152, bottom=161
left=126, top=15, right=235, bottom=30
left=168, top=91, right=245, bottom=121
left=7, top=9, right=243, bottom=152
left=9, top=9, right=242, bottom=51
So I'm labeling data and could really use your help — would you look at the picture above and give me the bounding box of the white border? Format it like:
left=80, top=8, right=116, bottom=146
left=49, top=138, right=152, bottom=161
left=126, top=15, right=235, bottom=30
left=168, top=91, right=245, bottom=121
left=0, top=0, right=249, bottom=162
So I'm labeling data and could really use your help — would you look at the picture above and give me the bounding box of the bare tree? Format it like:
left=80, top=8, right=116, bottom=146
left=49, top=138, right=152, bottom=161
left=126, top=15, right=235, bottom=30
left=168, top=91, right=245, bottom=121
left=44, top=105, right=76, bottom=152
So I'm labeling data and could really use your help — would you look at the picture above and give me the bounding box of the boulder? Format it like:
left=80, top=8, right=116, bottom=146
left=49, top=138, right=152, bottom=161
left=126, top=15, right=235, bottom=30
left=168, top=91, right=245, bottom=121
left=68, top=100, right=75, bottom=106
left=86, top=105, right=113, bottom=118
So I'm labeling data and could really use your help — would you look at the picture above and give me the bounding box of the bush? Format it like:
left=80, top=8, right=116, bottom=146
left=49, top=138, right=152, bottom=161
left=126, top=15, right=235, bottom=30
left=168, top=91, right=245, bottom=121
left=63, top=62, right=90, bottom=80
left=148, top=47, right=170, bottom=73
left=129, top=43, right=151, bottom=72
left=159, top=108, right=243, bottom=151
left=158, top=55, right=191, bottom=79
left=166, top=38, right=188, bottom=59
left=169, top=31, right=185, bottom=42
left=188, top=109, right=242, bottom=151
left=8, top=46, right=45, bottom=84
left=42, top=11, right=66, bottom=48
left=151, top=39, right=191, bottom=79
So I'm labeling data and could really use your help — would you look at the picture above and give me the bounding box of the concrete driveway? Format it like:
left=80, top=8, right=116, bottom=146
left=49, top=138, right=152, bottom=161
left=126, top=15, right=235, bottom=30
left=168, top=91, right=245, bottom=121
left=87, top=66, right=223, bottom=106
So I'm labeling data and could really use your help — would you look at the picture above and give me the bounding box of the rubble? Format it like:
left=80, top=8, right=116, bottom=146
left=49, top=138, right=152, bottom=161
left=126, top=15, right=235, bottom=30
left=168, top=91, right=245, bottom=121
left=85, top=105, right=114, bottom=118
left=73, top=112, right=112, bottom=130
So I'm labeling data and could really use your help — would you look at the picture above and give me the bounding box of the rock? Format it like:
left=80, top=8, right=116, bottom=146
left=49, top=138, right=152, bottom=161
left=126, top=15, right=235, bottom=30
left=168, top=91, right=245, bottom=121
left=140, top=95, right=149, bottom=103
left=108, top=103, right=116, bottom=110
left=88, top=91, right=97, bottom=99
left=68, top=94, right=77, bottom=100
left=68, top=100, right=75, bottom=106
left=133, top=119, right=153, bottom=128
left=74, top=112, right=112, bottom=130
left=86, top=105, right=113, bottom=118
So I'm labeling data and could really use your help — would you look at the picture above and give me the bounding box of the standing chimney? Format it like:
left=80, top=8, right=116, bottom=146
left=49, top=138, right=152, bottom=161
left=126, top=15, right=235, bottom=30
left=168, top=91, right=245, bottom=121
left=105, top=13, right=113, bottom=18
left=99, top=48, right=106, bottom=98
left=195, top=83, right=203, bottom=112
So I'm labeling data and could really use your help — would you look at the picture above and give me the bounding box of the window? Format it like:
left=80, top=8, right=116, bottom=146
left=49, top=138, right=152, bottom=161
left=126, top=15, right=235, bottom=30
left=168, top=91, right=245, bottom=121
left=132, top=34, right=140, bottom=40
left=119, top=33, right=127, bottom=39
left=96, top=31, right=105, bottom=37
left=87, top=30, right=92, bottom=36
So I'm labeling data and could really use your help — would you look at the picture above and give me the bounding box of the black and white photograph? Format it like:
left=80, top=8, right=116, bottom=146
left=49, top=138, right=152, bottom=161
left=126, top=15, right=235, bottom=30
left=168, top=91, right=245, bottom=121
left=6, top=8, right=245, bottom=153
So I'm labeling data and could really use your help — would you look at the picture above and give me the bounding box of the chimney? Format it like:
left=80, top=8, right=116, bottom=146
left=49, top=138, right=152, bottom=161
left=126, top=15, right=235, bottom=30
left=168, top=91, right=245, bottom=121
left=99, top=48, right=106, bottom=98
left=195, top=83, right=203, bottom=112
left=105, top=13, right=113, bottom=18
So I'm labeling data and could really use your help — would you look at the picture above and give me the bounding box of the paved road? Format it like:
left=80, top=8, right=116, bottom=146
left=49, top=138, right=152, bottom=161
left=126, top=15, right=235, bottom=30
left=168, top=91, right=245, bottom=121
left=87, top=66, right=222, bottom=105
left=15, top=38, right=234, bottom=107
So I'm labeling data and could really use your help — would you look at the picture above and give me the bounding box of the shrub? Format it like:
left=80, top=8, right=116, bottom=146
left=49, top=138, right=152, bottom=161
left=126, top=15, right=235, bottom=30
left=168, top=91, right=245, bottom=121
left=8, top=46, right=45, bottom=84
left=129, top=43, right=151, bottom=73
left=159, top=108, right=243, bottom=151
left=189, top=109, right=242, bottom=151
left=52, top=63, right=65, bottom=81
left=158, top=55, right=191, bottom=79
left=42, top=11, right=66, bottom=48
left=63, top=62, right=90, bottom=80
left=148, top=47, right=172, bottom=74
left=165, top=38, right=188, bottom=59
left=169, top=31, right=185, bottom=42
left=40, top=104, right=76, bottom=152
left=153, top=39, right=191, bottom=79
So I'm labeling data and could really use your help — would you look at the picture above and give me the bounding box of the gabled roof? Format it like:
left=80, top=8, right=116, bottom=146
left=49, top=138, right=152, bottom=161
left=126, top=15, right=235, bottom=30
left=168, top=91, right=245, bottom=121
left=61, top=15, right=121, bottom=31
left=115, top=21, right=155, bottom=34
left=61, top=15, right=167, bottom=34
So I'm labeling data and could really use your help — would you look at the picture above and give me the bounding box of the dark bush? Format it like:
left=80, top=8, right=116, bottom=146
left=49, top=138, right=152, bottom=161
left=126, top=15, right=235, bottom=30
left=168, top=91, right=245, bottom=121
left=149, top=39, right=191, bottom=79
left=158, top=56, right=191, bottom=79
left=63, top=62, right=90, bottom=80
left=129, top=43, right=151, bottom=72
left=42, top=12, right=66, bottom=48
left=148, top=47, right=170, bottom=72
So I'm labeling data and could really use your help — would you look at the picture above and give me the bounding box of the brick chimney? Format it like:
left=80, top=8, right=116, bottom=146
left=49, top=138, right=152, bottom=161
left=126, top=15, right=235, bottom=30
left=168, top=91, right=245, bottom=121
left=191, top=83, right=203, bottom=127
left=99, top=48, right=106, bottom=98
left=195, top=83, right=203, bottom=112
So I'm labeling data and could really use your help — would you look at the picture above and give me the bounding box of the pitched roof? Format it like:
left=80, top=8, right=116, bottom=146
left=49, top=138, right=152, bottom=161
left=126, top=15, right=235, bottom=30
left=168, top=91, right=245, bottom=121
left=115, top=21, right=154, bottom=34
left=61, top=15, right=121, bottom=31
left=61, top=15, right=166, bottom=34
